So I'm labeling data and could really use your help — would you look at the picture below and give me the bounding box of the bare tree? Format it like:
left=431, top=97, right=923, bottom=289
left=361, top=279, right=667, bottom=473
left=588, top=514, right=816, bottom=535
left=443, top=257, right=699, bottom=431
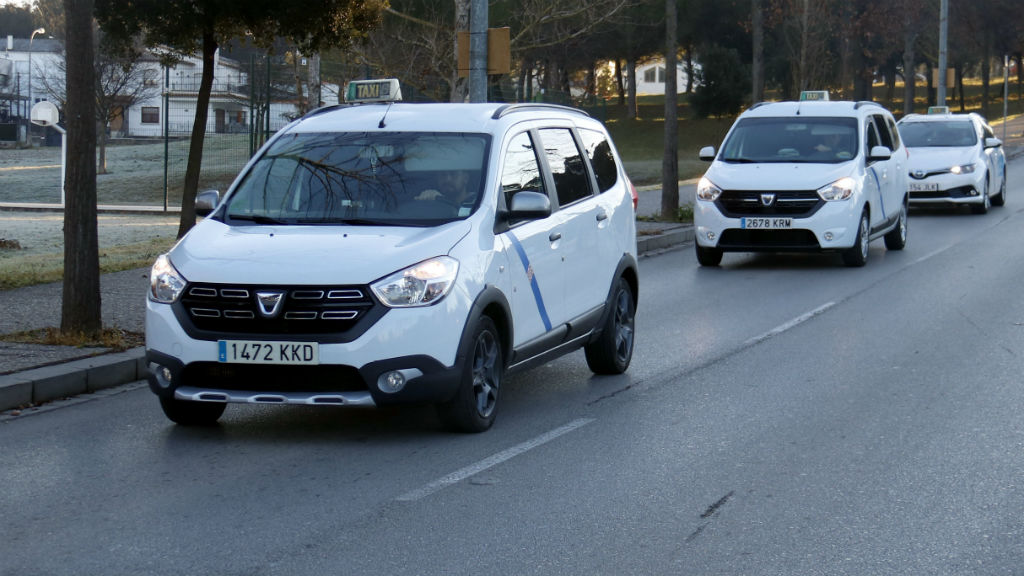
left=661, top=0, right=678, bottom=220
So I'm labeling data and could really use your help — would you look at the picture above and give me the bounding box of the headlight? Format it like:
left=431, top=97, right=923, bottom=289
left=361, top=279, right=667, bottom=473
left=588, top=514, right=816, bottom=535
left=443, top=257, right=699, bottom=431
left=149, top=254, right=187, bottom=304
left=371, top=256, right=459, bottom=308
left=817, top=177, right=856, bottom=201
left=696, top=177, right=722, bottom=201
left=950, top=163, right=976, bottom=175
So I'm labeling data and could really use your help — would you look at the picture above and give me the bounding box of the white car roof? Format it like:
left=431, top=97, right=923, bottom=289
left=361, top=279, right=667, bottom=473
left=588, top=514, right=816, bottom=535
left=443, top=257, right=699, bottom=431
left=287, top=102, right=599, bottom=135
left=898, top=112, right=982, bottom=124
left=740, top=100, right=891, bottom=119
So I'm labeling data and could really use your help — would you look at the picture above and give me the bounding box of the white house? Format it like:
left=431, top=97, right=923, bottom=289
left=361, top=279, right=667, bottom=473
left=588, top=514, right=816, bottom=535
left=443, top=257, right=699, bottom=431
left=634, top=59, right=699, bottom=96
left=1, top=36, right=63, bottom=128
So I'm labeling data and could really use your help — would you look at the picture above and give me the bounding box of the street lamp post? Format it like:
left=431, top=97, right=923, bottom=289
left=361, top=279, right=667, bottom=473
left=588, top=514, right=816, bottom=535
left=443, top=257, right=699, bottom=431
left=28, top=27, right=45, bottom=146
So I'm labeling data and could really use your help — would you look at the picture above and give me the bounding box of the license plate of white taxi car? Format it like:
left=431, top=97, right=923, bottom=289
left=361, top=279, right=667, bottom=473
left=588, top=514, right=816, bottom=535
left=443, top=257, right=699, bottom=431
left=218, top=340, right=319, bottom=365
left=909, top=182, right=939, bottom=192
left=741, top=217, right=792, bottom=229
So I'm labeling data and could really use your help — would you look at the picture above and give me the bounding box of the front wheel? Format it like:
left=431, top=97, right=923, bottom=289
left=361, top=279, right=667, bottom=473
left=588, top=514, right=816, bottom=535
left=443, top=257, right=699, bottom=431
left=992, top=170, right=1007, bottom=207
left=436, top=317, right=503, bottom=433
left=841, top=209, right=870, bottom=267
left=884, top=200, right=908, bottom=250
left=695, top=244, right=723, bottom=266
left=159, top=396, right=226, bottom=426
left=971, top=179, right=991, bottom=214
left=585, top=278, right=636, bottom=375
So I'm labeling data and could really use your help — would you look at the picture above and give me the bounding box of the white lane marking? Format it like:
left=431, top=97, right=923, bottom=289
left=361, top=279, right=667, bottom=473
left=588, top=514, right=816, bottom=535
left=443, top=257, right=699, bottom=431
left=742, top=301, right=836, bottom=348
left=396, top=418, right=595, bottom=502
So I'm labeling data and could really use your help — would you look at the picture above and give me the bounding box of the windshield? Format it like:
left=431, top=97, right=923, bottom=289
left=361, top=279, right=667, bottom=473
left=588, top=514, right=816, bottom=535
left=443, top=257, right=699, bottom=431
left=224, top=132, right=489, bottom=226
left=720, top=117, right=858, bottom=163
left=899, top=120, right=977, bottom=148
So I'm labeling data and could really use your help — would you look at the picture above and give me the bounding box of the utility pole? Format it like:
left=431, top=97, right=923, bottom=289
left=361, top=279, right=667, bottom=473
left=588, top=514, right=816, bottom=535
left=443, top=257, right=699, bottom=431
left=469, top=0, right=487, bottom=103
left=937, top=0, right=948, bottom=106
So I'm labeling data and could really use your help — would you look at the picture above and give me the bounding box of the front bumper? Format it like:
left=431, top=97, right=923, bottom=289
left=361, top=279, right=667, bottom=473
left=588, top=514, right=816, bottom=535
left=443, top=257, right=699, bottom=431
left=694, top=197, right=863, bottom=252
left=907, top=172, right=986, bottom=205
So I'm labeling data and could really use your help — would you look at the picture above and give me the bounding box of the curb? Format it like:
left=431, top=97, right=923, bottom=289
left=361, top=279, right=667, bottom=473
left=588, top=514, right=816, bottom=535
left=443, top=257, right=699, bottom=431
left=0, top=229, right=696, bottom=413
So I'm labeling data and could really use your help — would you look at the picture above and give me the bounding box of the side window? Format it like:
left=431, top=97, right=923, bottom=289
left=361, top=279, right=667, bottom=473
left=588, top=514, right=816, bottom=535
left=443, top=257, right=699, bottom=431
left=865, top=120, right=881, bottom=151
left=870, top=115, right=894, bottom=150
left=579, top=128, right=620, bottom=193
left=500, top=132, right=544, bottom=208
left=885, top=116, right=901, bottom=150
left=538, top=128, right=593, bottom=207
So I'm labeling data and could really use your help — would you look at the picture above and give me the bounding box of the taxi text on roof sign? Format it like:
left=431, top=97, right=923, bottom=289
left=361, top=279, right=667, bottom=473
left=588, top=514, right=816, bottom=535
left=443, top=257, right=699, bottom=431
left=345, top=79, right=403, bottom=103
left=799, top=90, right=829, bottom=101
left=928, top=106, right=950, bottom=114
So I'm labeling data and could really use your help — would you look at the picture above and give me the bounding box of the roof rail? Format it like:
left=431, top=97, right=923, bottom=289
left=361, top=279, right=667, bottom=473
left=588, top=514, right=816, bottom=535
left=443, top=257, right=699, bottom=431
left=491, top=103, right=590, bottom=120
left=853, top=101, right=883, bottom=110
left=300, top=103, right=353, bottom=119
left=748, top=101, right=771, bottom=110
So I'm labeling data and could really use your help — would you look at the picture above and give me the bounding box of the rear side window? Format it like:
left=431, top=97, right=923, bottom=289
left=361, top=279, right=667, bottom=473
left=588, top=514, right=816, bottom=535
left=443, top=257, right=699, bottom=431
left=885, top=116, right=901, bottom=150
left=579, top=128, right=619, bottom=193
left=538, top=128, right=593, bottom=207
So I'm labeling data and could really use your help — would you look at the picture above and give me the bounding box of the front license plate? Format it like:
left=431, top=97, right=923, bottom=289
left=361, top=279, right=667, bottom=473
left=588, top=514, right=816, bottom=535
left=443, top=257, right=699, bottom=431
left=741, top=217, right=792, bottom=229
left=909, top=182, right=939, bottom=192
left=218, top=340, right=319, bottom=365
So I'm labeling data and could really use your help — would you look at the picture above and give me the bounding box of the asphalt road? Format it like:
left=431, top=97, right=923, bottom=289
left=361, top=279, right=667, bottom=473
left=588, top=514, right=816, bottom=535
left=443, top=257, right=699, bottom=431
left=2, top=158, right=1024, bottom=575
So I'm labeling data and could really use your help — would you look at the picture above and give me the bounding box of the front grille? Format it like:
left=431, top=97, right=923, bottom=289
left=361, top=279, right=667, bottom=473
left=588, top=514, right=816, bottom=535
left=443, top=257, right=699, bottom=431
left=910, top=185, right=976, bottom=200
left=715, top=189, right=822, bottom=217
left=719, top=229, right=821, bottom=251
left=181, top=362, right=368, bottom=393
left=176, top=283, right=386, bottom=342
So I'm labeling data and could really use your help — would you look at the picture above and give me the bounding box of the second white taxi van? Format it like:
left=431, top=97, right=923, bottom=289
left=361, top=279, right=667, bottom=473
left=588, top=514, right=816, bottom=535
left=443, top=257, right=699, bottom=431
left=146, top=79, right=639, bottom=432
left=694, top=94, right=909, bottom=267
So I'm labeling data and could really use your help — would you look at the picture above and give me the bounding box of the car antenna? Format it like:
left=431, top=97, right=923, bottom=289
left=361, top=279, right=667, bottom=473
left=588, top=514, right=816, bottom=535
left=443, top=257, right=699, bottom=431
left=378, top=102, right=393, bottom=128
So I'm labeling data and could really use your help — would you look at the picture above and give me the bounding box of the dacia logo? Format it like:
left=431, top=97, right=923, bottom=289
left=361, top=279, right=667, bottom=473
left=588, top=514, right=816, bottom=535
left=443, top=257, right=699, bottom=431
left=760, top=193, right=776, bottom=207
left=256, top=291, right=286, bottom=318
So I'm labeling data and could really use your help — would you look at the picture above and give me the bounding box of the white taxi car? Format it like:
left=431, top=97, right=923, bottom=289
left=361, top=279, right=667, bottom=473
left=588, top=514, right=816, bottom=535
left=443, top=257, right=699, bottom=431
left=897, top=110, right=1007, bottom=214
left=146, top=80, right=639, bottom=432
left=694, top=97, right=909, bottom=267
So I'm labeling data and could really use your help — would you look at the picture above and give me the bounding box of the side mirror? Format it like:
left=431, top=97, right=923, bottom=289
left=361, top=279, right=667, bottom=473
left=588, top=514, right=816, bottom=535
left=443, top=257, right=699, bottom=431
left=868, top=146, right=892, bottom=162
left=699, top=146, right=716, bottom=161
left=195, top=189, right=220, bottom=216
left=984, top=137, right=1002, bottom=149
left=508, top=191, right=551, bottom=222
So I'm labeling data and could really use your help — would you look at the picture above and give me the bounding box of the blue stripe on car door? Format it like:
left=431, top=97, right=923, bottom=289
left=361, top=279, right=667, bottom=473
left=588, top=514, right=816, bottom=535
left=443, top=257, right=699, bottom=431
left=507, top=233, right=553, bottom=331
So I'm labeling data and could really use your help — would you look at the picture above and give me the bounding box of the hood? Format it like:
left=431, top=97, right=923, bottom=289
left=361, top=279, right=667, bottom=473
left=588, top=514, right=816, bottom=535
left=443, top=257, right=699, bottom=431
left=168, top=219, right=472, bottom=285
left=905, top=147, right=976, bottom=172
left=704, top=161, right=858, bottom=191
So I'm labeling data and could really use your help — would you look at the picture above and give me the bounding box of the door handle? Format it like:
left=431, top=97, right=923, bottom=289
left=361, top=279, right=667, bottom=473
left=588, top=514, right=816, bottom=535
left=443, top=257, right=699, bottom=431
left=596, top=211, right=608, bottom=222
left=549, top=232, right=562, bottom=242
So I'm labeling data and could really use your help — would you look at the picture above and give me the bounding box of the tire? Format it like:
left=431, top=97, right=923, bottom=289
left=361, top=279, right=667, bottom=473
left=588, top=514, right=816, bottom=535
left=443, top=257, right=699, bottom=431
left=695, top=243, right=723, bottom=266
left=992, top=170, right=1007, bottom=207
left=585, top=278, right=636, bottom=375
left=436, top=316, right=503, bottom=433
left=883, top=200, right=908, bottom=251
left=159, top=396, right=226, bottom=426
left=841, top=209, right=870, bottom=267
left=971, top=179, right=990, bottom=214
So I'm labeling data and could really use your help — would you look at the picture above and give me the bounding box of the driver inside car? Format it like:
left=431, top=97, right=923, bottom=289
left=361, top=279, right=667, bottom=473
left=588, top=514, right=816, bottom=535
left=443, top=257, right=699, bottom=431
left=416, top=170, right=475, bottom=208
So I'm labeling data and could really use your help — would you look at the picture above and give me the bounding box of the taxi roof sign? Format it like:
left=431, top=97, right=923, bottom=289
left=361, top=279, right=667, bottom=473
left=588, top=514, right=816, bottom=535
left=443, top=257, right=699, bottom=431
left=927, top=106, right=950, bottom=114
left=345, top=79, right=402, bottom=103
left=799, top=90, right=829, bottom=101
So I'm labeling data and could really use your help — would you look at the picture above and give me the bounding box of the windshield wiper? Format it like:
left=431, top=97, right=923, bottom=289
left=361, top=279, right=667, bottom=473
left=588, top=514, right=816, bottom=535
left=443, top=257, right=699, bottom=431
left=228, top=214, right=288, bottom=225
left=722, top=157, right=758, bottom=163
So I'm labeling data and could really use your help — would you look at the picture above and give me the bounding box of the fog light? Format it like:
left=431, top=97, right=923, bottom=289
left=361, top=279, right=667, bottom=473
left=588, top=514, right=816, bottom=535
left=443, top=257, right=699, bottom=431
left=378, top=371, right=407, bottom=394
left=824, top=232, right=834, bottom=241
left=706, top=231, right=716, bottom=241
left=149, top=363, right=173, bottom=389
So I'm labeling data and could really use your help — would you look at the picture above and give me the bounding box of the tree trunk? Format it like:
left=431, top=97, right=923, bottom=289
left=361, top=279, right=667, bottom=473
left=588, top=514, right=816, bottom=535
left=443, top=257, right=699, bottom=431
left=615, top=59, right=625, bottom=106
left=626, top=57, right=637, bottom=119
left=451, top=0, right=470, bottom=102
left=902, top=25, right=917, bottom=115
left=97, top=120, right=108, bottom=174
left=751, top=0, right=764, bottom=103
left=61, top=0, right=101, bottom=336
left=661, top=0, right=678, bottom=221
left=177, top=31, right=217, bottom=239
left=308, top=52, right=321, bottom=109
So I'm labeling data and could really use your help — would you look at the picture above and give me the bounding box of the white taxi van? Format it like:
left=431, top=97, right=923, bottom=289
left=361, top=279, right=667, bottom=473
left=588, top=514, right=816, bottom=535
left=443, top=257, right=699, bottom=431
left=694, top=92, right=909, bottom=267
left=146, top=80, right=639, bottom=432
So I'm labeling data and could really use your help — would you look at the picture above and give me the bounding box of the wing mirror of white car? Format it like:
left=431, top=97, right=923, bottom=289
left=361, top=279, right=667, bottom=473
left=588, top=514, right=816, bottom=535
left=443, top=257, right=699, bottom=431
left=868, top=146, right=892, bottom=162
left=984, top=137, right=1003, bottom=149
left=699, top=146, right=716, bottom=161
left=195, top=189, right=221, bottom=216
left=509, top=190, right=551, bottom=221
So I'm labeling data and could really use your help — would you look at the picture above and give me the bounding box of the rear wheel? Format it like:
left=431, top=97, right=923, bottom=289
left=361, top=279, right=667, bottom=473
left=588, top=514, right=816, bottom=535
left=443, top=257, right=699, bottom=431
left=841, top=209, right=870, bottom=267
left=159, top=396, right=226, bottom=426
left=883, top=200, right=908, bottom=250
left=585, top=278, right=636, bottom=375
left=437, top=317, right=503, bottom=433
left=695, top=244, right=723, bottom=266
